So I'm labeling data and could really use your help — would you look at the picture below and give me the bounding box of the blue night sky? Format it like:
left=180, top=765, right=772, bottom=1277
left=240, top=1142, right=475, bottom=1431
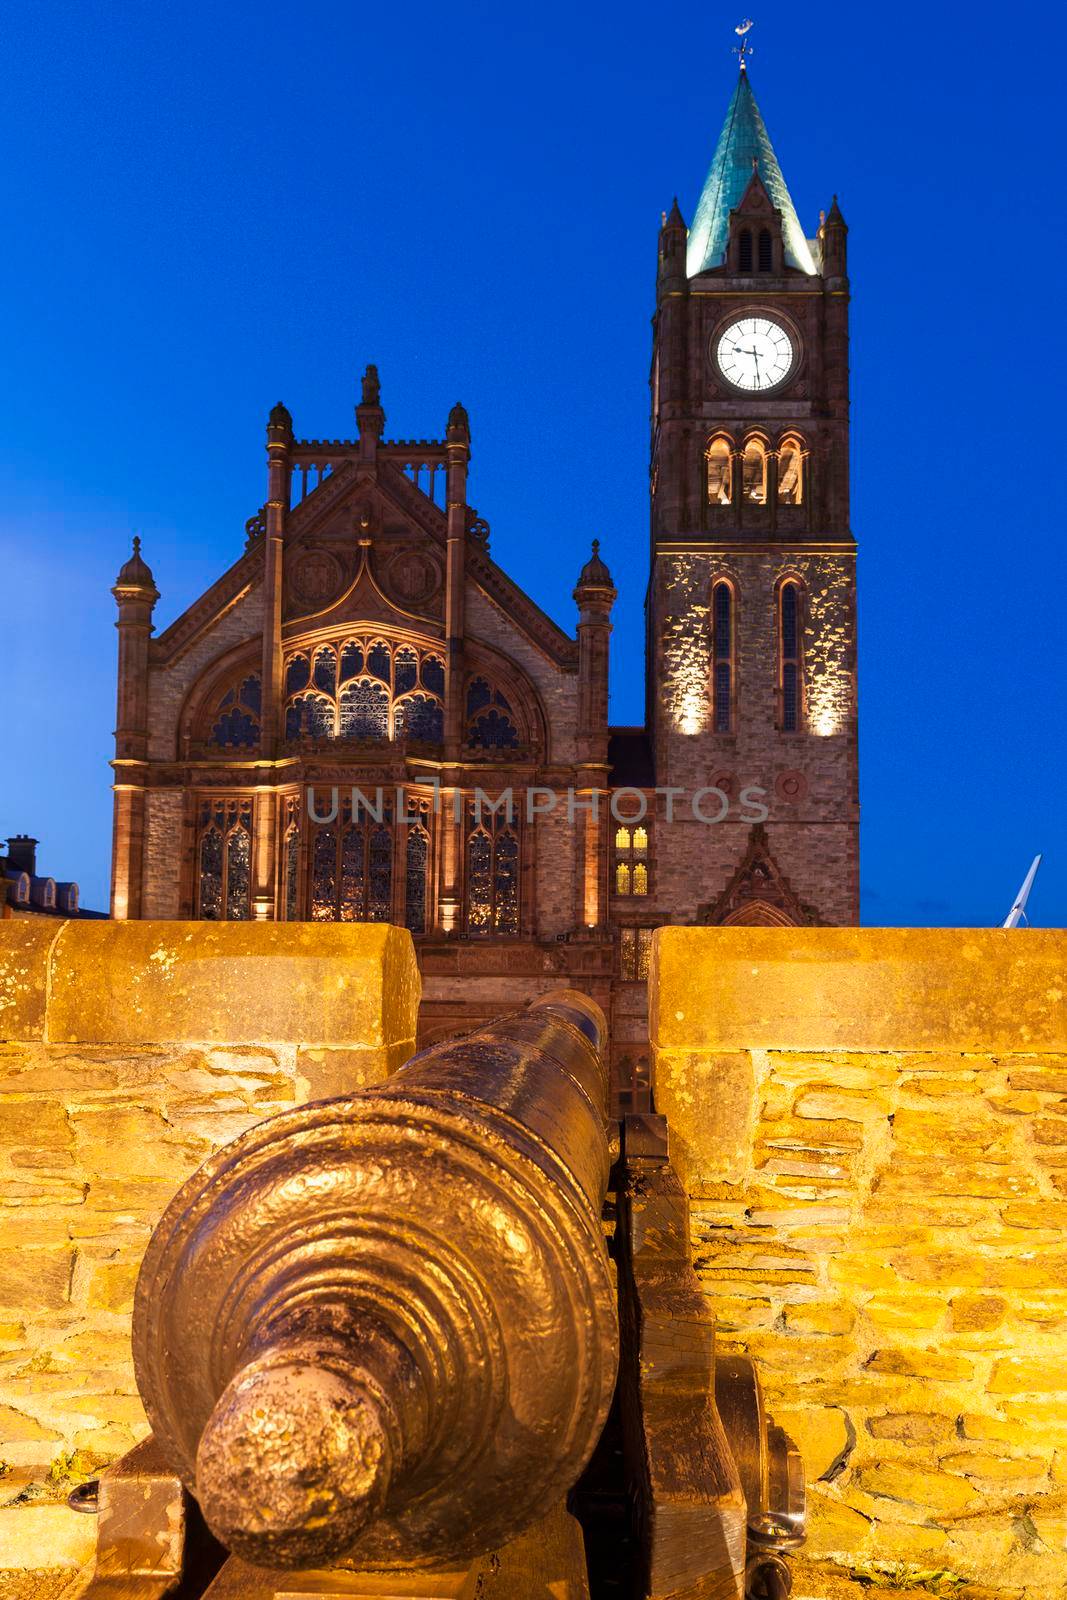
left=3, top=0, right=1063, bottom=925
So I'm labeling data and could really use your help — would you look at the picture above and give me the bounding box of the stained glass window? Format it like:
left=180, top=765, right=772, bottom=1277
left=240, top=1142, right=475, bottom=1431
left=367, top=642, right=392, bottom=683
left=313, top=648, right=337, bottom=696
left=779, top=582, right=802, bottom=732
left=404, top=808, right=430, bottom=935
left=310, top=794, right=395, bottom=922
left=282, top=638, right=444, bottom=746
left=210, top=676, right=261, bottom=748
left=422, top=656, right=445, bottom=697
left=286, top=655, right=310, bottom=694
left=465, top=803, right=519, bottom=936
left=196, top=798, right=252, bottom=920
left=339, top=680, right=389, bottom=740
left=283, top=798, right=300, bottom=922
left=713, top=581, right=733, bottom=734
left=620, top=927, right=654, bottom=982
left=340, top=642, right=363, bottom=682
left=467, top=678, right=492, bottom=717
left=394, top=647, right=418, bottom=695
left=395, top=694, right=444, bottom=743
left=614, top=822, right=651, bottom=897
left=468, top=708, right=519, bottom=749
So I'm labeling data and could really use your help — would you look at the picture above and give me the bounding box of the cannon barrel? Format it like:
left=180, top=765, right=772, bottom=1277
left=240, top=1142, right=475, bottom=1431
left=132, top=991, right=618, bottom=1572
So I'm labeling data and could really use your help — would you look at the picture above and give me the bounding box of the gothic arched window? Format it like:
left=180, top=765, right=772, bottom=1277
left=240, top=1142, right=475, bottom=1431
left=404, top=800, right=432, bottom=935
left=778, top=438, right=804, bottom=506
left=706, top=437, right=733, bottom=506
left=712, top=580, right=734, bottom=735
left=282, top=637, right=445, bottom=746
left=196, top=798, right=253, bottom=921
left=742, top=439, right=767, bottom=504
left=465, top=802, right=519, bottom=936
left=758, top=228, right=773, bottom=272
left=210, top=675, right=261, bottom=748
left=614, top=825, right=649, bottom=896
left=310, top=791, right=395, bottom=922
left=466, top=679, right=520, bottom=749
left=778, top=580, right=803, bottom=733
left=282, top=795, right=301, bottom=922
left=738, top=229, right=753, bottom=272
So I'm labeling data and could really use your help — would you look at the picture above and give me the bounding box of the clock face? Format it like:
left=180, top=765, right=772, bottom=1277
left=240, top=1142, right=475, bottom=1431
left=716, top=317, right=795, bottom=393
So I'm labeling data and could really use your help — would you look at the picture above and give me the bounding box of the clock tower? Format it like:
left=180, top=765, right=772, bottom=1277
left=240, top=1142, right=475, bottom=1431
left=647, top=59, right=858, bottom=925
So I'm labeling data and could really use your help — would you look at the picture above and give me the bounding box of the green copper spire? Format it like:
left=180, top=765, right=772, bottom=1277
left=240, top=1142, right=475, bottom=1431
left=686, top=71, right=817, bottom=278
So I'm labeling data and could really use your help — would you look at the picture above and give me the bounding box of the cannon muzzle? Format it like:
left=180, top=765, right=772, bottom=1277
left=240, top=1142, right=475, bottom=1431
left=132, top=992, right=618, bottom=1572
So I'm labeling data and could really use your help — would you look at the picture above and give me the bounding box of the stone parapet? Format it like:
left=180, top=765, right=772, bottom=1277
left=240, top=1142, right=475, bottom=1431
left=650, top=927, right=1067, bottom=1600
left=0, top=922, right=419, bottom=1570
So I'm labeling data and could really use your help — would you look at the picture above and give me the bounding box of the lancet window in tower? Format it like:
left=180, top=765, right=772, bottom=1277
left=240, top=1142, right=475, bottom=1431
left=758, top=228, right=773, bottom=272
left=282, top=638, right=444, bottom=744
left=738, top=229, right=753, bottom=272
left=309, top=790, right=395, bottom=923
left=614, top=824, right=649, bottom=897
left=196, top=798, right=253, bottom=921
left=778, top=580, right=803, bottom=733
left=706, top=437, right=733, bottom=506
left=778, top=438, right=804, bottom=506
left=209, top=676, right=261, bottom=748
left=742, top=440, right=767, bottom=504
left=466, top=679, right=519, bottom=750
left=465, top=801, right=519, bottom=935
left=712, top=580, right=735, bottom=734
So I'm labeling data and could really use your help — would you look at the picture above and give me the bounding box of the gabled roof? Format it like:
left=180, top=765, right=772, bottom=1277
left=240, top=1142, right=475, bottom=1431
left=686, top=71, right=817, bottom=278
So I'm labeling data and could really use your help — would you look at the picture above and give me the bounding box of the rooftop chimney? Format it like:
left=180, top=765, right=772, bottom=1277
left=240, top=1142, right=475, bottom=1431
left=6, top=836, right=39, bottom=876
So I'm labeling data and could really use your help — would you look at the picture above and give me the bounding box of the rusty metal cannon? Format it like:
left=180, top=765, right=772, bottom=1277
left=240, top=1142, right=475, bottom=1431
left=132, top=991, right=618, bottom=1572
left=84, top=991, right=802, bottom=1600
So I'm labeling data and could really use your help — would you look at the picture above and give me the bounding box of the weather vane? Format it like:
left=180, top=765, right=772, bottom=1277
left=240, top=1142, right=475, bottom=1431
left=734, top=18, right=755, bottom=71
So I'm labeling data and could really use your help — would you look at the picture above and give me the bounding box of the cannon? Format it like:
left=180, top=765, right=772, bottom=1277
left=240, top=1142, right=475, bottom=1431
left=85, top=992, right=802, bottom=1600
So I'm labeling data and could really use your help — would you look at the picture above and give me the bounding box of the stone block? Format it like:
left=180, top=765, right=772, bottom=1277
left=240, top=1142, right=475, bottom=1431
left=852, top=1461, right=979, bottom=1513
left=949, top=1294, right=1008, bottom=1332
left=651, top=1048, right=756, bottom=1193
left=0, top=924, right=56, bottom=1043
left=650, top=928, right=1067, bottom=1052
left=987, top=1356, right=1067, bottom=1394
left=46, top=922, right=420, bottom=1048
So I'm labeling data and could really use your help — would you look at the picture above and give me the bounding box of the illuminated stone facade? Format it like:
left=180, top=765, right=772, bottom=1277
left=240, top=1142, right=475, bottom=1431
left=651, top=927, right=1067, bottom=1598
left=109, top=69, right=858, bottom=1081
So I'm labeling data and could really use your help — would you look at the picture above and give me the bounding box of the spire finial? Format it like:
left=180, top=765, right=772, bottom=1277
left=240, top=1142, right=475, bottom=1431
left=591, top=538, right=600, bottom=555
left=132, top=535, right=141, bottom=556
left=734, top=17, right=755, bottom=71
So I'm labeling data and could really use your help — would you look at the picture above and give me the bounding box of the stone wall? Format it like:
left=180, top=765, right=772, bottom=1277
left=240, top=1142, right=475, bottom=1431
left=651, top=927, right=1067, bottom=1598
left=0, top=921, right=419, bottom=1571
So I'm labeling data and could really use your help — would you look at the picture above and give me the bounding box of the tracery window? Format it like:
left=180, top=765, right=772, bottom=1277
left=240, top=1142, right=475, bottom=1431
left=283, top=638, right=445, bottom=744
left=466, top=679, right=520, bottom=750
left=310, top=790, right=394, bottom=922
left=742, top=439, right=767, bottom=504
left=465, top=801, right=519, bottom=935
left=619, top=927, right=654, bottom=981
left=404, top=799, right=432, bottom=936
left=778, top=580, right=803, bottom=733
left=706, top=437, right=733, bottom=506
left=614, top=825, right=649, bottom=897
left=778, top=438, right=804, bottom=505
left=197, top=798, right=253, bottom=920
left=210, top=675, right=261, bottom=748
left=712, top=580, right=734, bottom=735
left=282, top=795, right=301, bottom=922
